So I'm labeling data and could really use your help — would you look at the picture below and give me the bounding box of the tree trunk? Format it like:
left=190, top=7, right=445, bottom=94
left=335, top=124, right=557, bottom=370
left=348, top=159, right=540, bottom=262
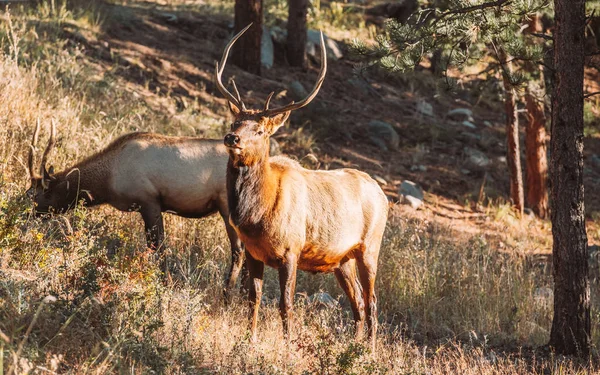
left=523, top=14, right=549, bottom=219
left=499, top=51, right=524, bottom=215
left=287, top=0, right=308, bottom=67
left=548, top=0, right=590, bottom=357
left=234, top=0, right=263, bottom=75
left=525, top=83, right=549, bottom=218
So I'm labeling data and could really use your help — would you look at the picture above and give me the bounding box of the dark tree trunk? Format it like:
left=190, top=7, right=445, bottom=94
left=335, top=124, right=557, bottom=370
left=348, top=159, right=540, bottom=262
left=498, top=50, right=524, bottom=215
left=234, top=0, right=263, bottom=75
left=287, top=0, right=308, bottom=67
left=548, top=0, right=590, bottom=357
left=525, top=83, right=549, bottom=219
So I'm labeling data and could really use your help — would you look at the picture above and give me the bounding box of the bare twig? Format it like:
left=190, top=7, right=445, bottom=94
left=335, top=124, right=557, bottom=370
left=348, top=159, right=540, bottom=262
left=584, top=91, right=600, bottom=99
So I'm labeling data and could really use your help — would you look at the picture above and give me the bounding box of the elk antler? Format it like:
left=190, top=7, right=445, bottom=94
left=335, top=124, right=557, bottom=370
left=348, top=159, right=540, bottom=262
left=40, top=119, right=56, bottom=189
left=262, top=32, right=327, bottom=117
left=29, top=118, right=41, bottom=179
left=215, top=23, right=253, bottom=111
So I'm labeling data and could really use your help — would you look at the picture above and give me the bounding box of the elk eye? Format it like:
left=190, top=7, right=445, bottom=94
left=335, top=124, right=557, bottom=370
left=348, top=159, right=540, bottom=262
left=257, top=130, right=264, bottom=136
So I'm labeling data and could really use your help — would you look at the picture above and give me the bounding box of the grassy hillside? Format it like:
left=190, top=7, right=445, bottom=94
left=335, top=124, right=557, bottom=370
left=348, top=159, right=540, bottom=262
left=0, top=1, right=599, bottom=373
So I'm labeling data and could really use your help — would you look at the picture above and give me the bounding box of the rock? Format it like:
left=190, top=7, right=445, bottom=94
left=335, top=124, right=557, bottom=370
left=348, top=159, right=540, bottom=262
left=461, top=168, right=471, bottom=175
left=399, top=180, right=423, bottom=209
left=589, top=245, right=600, bottom=263
left=483, top=120, right=493, bottom=127
left=367, top=120, right=399, bottom=151
left=410, top=165, right=427, bottom=172
left=591, top=154, right=600, bottom=168
left=461, top=120, right=476, bottom=129
left=534, top=287, right=553, bottom=306
left=306, top=29, right=343, bottom=61
left=416, top=100, right=433, bottom=117
left=373, top=175, right=388, bottom=185
left=464, top=147, right=491, bottom=168
left=447, top=108, right=475, bottom=122
left=347, top=77, right=372, bottom=95
left=261, top=25, right=274, bottom=69
left=308, top=292, right=338, bottom=308
left=269, top=138, right=281, bottom=156
left=271, top=28, right=342, bottom=61
left=288, top=81, right=309, bottom=102
left=365, top=0, right=419, bottom=23
left=497, top=156, right=507, bottom=164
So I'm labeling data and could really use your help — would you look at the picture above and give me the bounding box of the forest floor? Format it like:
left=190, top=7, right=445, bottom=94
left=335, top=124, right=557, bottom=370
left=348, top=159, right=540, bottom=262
left=1, top=0, right=600, bottom=373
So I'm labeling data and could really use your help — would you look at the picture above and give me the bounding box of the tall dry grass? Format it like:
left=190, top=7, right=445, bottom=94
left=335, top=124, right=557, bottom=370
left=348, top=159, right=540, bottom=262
left=0, top=1, right=598, bottom=374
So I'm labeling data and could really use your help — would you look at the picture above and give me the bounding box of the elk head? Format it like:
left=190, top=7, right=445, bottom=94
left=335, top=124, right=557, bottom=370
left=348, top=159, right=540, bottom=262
left=215, top=24, right=327, bottom=166
left=27, top=119, right=70, bottom=214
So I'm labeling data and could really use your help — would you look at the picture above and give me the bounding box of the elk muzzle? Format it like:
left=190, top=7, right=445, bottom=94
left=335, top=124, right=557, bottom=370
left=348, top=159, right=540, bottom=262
left=224, top=133, right=241, bottom=148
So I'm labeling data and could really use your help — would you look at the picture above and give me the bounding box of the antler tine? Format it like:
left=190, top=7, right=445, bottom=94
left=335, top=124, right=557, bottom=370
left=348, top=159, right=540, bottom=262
left=28, top=118, right=41, bottom=179
left=263, top=31, right=327, bottom=116
left=40, top=119, right=56, bottom=186
left=230, top=80, right=247, bottom=111
left=264, top=91, right=275, bottom=111
left=215, top=23, right=253, bottom=111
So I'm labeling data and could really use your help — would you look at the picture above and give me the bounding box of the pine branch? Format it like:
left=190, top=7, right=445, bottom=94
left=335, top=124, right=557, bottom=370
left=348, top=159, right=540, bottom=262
left=530, top=33, right=553, bottom=41
left=584, top=91, right=600, bottom=99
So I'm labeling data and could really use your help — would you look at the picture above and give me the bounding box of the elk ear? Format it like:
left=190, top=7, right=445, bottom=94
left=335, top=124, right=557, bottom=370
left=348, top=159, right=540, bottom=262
left=228, top=101, right=241, bottom=116
left=267, top=112, right=290, bottom=135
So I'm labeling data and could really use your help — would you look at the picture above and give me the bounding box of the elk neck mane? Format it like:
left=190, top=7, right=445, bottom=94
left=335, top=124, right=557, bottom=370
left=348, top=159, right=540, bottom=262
left=227, top=155, right=298, bottom=228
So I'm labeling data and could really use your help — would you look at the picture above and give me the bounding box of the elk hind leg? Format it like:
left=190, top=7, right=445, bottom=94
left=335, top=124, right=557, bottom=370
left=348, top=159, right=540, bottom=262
left=357, top=249, right=379, bottom=353
left=334, top=258, right=365, bottom=339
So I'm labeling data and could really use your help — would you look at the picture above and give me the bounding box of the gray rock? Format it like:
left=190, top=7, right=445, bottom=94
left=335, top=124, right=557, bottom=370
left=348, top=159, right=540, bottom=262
left=307, top=29, right=343, bottom=61
left=534, top=287, right=553, bottom=306
left=461, top=168, right=471, bottom=175
left=347, top=77, right=372, bottom=95
left=289, top=81, right=309, bottom=102
left=261, top=25, right=274, bottom=69
left=308, top=292, right=338, bottom=308
left=483, top=120, right=493, bottom=127
left=591, top=154, right=600, bottom=168
left=269, top=138, right=281, bottom=156
left=271, top=28, right=342, bottom=61
left=373, top=175, right=388, bottom=185
left=367, top=120, right=399, bottom=151
left=462, top=120, right=477, bottom=129
left=589, top=245, right=600, bottom=263
left=410, top=165, right=427, bottom=172
left=497, top=156, right=507, bottom=164
left=448, top=108, right=474, bottom=122
left=399, top=180, right=423, bottom=209
left=464, top=147, right=491, bottom=168
left=416, top=100, right=433, bottom=117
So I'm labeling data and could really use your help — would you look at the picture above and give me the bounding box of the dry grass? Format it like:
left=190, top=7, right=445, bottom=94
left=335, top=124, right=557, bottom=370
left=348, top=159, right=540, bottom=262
left=0, top=1, right=599, bottom=374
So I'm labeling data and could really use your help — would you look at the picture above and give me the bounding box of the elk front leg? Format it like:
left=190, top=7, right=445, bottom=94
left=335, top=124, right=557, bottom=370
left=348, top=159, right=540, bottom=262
left=140, top=205, right=166, bottom=270
left=278, top=253, right=298, bottom=340
left=246, top=250, right=264, bottom=342
left=221, top=211, right=246, bottom=302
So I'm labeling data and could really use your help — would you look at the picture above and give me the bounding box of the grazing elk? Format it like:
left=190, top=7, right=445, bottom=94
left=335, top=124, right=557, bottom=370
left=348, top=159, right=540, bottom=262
left=27, top=120, right=245, bottom=296
left=215, top=24, right=389, bottom=351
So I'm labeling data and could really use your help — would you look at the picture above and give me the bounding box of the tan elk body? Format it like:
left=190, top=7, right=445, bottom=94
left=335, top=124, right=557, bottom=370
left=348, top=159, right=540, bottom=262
left=216, top=24, right=389, bottom=351
left=27, top=123, right=245, bottom=294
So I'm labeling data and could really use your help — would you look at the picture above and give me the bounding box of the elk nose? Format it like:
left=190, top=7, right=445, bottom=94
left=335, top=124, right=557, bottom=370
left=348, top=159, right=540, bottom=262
left=224, top=133, right=240, bottom=147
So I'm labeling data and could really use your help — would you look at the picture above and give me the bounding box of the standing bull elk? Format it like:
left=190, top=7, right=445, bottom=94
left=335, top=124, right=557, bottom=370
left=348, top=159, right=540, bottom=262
left=215, top=24, right=389, bottom=351
left=27, top=120, right=245, bottom=296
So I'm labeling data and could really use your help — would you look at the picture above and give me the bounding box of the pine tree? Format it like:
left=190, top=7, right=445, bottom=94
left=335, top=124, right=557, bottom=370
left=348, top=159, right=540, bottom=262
left=353, top=0, right=551, bottom=214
